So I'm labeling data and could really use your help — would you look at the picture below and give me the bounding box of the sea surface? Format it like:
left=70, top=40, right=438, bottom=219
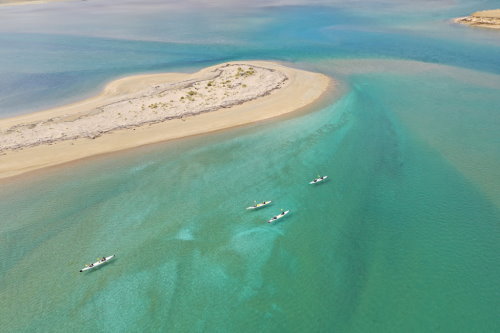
left=0, top=0, right=499, bottom=332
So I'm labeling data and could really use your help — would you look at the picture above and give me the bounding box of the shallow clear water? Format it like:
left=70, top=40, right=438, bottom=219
left=0, top=1, right=499, bottom=332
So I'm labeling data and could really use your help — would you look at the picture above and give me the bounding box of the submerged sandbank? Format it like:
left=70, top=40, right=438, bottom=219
left=454, top=9, right=500, bottom=29
left=0, top=61, right=331, bottom=179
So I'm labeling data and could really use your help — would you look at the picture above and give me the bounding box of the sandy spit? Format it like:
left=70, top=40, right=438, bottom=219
left=454, top=9, right=500, bottom=29
left=0, top=61, right=332, bottom=179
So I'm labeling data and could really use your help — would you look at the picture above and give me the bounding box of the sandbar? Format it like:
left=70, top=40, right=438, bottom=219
left=0, top=61, right=332, bottom=179
left=454, top=9, right=500, bottom=29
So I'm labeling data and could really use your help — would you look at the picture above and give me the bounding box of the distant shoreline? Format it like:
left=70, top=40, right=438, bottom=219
left=0, top=0, right=66, bottom=6
left=0, top=61, right=332, bottom=179
left=454, top=9, right=500, bottom=29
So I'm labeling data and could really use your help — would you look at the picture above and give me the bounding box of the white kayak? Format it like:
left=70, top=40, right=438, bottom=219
left=80, top=255, right=115, bottom=272
left=267, top=210, right=290, bottom=223
left=246, top=201, right=272, bottom=210
left=309, top=176, right=328, bottom=184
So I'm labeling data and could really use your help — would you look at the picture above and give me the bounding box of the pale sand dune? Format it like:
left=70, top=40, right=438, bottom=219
left=0, top=61, right=332, bottom=179
left=454, top=9, right=500, bottom=29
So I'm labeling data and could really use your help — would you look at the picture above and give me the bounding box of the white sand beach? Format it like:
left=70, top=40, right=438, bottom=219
left=0, top=61, right=332, bottom=179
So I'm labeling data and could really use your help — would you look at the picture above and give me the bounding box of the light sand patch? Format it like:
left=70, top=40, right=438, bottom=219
left=0, top=0, right=67, bottom=6
left=0, top=61, right=332, bottom=179
left=454, top=9, right=500, bottom=29
left=1, top=64, right=288, bottom=151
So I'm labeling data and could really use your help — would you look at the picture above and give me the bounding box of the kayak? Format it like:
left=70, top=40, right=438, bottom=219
left=80, top=255, right=115, bottom=272
left=309, top=176, right=328, bottom=184
left=246, top=201, right=272, bottom=210
left=267, top=210, right=290, bottom=223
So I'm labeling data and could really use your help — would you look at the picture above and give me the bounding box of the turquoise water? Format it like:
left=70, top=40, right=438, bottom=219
left=0, top=1, right=499, bottom=332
